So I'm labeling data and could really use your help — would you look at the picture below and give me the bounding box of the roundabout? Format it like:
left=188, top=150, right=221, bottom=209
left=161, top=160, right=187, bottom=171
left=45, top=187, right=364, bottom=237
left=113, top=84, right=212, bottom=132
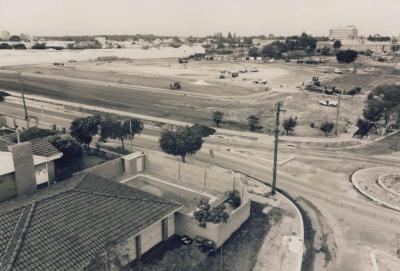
left=352, top=167, right=400, bottom=211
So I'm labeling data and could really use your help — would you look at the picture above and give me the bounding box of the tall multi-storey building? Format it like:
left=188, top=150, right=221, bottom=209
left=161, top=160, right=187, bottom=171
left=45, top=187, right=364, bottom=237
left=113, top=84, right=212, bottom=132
left=329, top=25, right=358, bottom=40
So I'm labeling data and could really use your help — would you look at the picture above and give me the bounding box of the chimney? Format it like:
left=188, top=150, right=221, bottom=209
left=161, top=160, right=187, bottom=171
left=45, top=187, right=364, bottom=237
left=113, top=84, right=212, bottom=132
left=11, top=142, right=36, bottom=196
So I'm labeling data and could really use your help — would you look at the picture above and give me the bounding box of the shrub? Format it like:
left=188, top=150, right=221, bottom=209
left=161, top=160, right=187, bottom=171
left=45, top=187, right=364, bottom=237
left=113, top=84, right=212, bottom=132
left=48, top=134, right=83, bottom=162
left=17, top=127, right=57, bottom=142
left=193, top=199, right=230, bottom=228
left=225, top=190, right=241, bottom=208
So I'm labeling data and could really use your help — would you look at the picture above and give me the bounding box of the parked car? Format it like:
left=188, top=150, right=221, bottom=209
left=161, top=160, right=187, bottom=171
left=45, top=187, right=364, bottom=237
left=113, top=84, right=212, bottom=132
left=319, top=99, right=338, bottom=107
left=334, top=68, right=343, bottom=74
left=193, top=236, right=216, bottom=256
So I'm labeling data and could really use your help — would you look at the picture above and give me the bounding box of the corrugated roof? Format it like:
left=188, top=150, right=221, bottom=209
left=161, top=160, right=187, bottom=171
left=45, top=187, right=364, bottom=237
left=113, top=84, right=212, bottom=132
left=0, top=173, right=181, bottom=271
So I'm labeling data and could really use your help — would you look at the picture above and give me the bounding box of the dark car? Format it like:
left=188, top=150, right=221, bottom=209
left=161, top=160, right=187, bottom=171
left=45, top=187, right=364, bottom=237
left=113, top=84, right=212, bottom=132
left=193, top=236, right=216, bottom=256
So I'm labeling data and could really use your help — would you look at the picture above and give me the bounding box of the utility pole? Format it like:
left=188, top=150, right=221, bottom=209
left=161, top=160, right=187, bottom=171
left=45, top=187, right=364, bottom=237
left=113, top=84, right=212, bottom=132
left=271, top=101, right=285, bottom=195
left=17, top=71, right=30, bottom=128
left=335, top=94, right=341, bottom=136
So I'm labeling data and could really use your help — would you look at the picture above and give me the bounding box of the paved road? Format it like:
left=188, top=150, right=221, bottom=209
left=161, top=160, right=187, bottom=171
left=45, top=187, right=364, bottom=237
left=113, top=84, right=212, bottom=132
left=2, top=86, right=400, bottom=270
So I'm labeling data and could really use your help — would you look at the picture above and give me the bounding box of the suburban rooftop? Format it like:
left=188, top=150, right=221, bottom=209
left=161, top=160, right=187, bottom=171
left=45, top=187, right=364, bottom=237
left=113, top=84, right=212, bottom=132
left=0, top=172, right=182, bottom=271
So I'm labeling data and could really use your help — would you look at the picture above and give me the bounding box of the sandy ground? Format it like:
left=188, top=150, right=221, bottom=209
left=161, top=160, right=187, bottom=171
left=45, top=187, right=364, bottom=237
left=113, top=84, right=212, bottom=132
left=1, top=57, right=399, bottom=138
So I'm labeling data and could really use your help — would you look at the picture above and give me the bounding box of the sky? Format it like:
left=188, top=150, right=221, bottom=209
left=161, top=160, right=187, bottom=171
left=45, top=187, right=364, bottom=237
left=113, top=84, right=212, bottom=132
left=0, top=0, right=399, bottom=37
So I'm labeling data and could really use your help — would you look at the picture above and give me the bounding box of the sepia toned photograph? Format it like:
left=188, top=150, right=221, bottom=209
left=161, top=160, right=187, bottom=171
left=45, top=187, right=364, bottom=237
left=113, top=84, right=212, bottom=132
left=0, top=1, right=400, bottom=270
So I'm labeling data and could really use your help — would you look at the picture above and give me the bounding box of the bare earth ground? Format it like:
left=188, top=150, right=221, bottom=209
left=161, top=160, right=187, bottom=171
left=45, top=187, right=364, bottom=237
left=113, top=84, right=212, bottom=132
left=2, top=58, right=397, bottom=137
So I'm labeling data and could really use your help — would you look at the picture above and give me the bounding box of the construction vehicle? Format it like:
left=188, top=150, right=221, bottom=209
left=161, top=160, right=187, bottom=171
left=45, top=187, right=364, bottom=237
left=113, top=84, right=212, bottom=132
left=178, top=58, right=189, bottom=64
left=169, top=82, right=182, bottom=90
left=305, top=76, right=323, bottom=92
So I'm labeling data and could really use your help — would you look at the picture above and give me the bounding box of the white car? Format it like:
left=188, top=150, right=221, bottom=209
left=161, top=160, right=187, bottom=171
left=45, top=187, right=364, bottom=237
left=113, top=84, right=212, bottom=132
left=319, top=99, right=338, bottom=107
left=334, top=68, right=343, bottom=74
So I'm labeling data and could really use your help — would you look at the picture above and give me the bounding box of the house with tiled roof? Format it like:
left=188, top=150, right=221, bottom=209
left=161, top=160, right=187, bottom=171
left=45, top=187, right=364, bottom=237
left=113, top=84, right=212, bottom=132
left=0, top=140, right=62, bottom=202
left=0, top=172, right=182, bottom=271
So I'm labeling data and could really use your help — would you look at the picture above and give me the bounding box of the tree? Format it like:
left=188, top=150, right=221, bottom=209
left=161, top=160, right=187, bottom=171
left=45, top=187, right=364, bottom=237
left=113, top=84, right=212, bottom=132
left=17, top=127, right=57, bottom=142
left=336, top=50, right=358, bottom=63
left=248, top=47, right=259, bottom=57
left=282, top=116, right=297, bottom=135
left=247, top=115, right=262, bottom=132
left=9, top=35, right=21, bottom=42
left=353, top=118, right=373, bottom=138
left=189, top=124, right=216, bottom=138
left=320, top=121, right=335, bottom=137
left=70, top=115, right=100, bottom=148
left=261, top=41, right=286, bottom=59
left=100, top=116, right=143, bottom=150
left=159, top=126, right=203, bottom=163
left=363, top=84, right=400, bottom=134
left=212, top=111, right=224, bottom=127
left=391, top=45, right=400, bottom=53
left=48, top=135, right=83, bottom=162
left=333, top=40, right=342, bottom=50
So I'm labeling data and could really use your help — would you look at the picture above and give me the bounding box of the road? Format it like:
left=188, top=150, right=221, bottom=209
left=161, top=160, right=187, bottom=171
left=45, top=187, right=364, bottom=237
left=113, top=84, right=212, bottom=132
left=1, top=79, right=400, bottom=271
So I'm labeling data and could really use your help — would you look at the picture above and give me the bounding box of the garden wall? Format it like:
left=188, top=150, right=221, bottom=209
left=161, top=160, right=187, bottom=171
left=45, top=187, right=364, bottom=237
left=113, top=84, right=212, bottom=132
left=175, top=200, right=251, bottom=247
left=145, top=154, right=248, bottom=198
left=82, top=157, right=125, bottom=179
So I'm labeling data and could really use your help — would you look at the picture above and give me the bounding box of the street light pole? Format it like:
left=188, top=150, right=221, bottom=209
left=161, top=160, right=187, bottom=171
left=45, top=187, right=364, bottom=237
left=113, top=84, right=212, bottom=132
left=271, top=101, right=285, bottom=195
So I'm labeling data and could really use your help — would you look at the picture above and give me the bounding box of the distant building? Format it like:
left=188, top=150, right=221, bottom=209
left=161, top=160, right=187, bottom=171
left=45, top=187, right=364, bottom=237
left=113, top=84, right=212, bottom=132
left=0, top=31, right=10, bottom=41
left=95, top=36, right=107, bottom=47
left=316, top=39, right=399, bottom=53
left=329, top=26, right=358, bottom=40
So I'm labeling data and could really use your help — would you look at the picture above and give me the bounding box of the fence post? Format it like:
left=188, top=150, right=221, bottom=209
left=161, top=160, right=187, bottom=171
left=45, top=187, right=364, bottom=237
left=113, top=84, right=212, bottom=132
left=203, top=168, right=206, bottom=192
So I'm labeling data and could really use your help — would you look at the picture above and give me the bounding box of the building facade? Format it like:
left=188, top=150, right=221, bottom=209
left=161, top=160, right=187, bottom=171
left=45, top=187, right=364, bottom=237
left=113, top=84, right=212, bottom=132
left=0, top=31, right=10, bottom=41
left=329, top=26, right=358, bottom=40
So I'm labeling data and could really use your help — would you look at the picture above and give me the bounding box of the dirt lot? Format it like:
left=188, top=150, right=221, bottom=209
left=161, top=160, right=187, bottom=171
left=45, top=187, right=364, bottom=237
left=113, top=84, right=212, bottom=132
left=1, top=58, right=398, bottom=137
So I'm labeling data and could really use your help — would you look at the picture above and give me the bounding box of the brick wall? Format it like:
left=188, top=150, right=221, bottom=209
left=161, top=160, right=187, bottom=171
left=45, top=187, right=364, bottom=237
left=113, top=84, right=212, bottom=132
left=175, top=200, right=251, bottom=247
left=146, top=154, right=247, bottom=196
left=0, top=173, right=17, bottom=202
left=82, top=158, right=124, bottom=179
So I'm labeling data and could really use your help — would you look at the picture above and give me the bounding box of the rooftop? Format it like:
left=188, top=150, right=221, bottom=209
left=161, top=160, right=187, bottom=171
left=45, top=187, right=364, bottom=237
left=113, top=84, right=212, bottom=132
left=0, top=173, right=182, bottom=271
left=0, top=137, right=62, bottom=159
left=0, top=151, right=48, bottom=176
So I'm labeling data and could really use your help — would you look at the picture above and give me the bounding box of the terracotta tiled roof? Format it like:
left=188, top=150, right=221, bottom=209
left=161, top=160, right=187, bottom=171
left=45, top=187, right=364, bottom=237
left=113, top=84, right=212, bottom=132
left=0, top=173, right=181, bottom=271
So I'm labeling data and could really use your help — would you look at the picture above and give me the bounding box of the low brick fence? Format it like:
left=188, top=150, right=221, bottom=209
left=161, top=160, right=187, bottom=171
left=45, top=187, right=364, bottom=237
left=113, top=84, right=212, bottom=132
left=81, top=157, right=125, bottom=180
left=145, top=154, right=249, bottom=200
left=175, top=199, right=251, bottom=247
